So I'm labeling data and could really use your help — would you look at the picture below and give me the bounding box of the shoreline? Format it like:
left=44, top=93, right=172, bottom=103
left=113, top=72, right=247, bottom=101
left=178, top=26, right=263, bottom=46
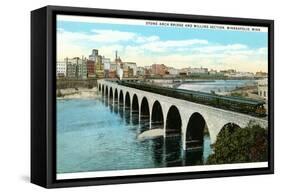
left=57, top=87, right=99, bottom=100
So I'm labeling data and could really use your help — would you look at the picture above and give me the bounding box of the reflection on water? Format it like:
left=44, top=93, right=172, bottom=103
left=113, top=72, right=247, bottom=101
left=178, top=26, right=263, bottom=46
left=57, top=98, right=212, bottom=174
left=165, top=136, right=183, bottom=167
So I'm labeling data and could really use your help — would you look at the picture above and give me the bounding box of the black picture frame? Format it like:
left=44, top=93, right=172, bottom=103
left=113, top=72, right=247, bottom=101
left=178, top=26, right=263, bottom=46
left=31, top=5, right=274, bottom=188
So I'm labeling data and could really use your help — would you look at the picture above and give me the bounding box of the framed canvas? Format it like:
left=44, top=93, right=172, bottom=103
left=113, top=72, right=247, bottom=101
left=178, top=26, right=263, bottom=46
left=31, top=5, right=274, bottom=188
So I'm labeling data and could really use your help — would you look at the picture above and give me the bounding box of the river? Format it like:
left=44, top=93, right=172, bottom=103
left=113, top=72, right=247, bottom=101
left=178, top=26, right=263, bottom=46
left=57, top=98, right=211, bottom=174
left=57, top=80, right=252, bottom=174
left=178, top=79, right=256, bottom=93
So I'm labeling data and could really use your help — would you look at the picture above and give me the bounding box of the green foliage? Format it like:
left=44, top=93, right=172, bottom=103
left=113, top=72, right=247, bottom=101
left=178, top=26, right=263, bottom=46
left=207, top=122, right=268, bottom=164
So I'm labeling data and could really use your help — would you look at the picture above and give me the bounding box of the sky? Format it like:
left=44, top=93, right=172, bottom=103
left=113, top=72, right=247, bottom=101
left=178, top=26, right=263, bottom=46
left=57, top=15, right=268, bottom=73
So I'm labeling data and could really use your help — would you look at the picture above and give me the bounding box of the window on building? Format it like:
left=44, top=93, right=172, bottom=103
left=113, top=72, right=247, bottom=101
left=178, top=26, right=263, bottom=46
left=264, top=91, right=266, bottom=97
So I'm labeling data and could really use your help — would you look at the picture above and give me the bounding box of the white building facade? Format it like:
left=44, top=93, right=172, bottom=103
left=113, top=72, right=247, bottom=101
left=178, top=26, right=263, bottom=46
left=167, top=67, right=179, bottom=75
left=102, top=57, right=111, bottom=70
left=258, top=78, right=268, bottom=100
left=56, top=61, right=67, bottom=77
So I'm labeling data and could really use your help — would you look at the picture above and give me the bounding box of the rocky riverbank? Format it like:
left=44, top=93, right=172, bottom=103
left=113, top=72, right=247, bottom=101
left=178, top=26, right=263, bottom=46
left=56, top=87, right=99, bottom=99
left=221, top=85, right=263, bottom=100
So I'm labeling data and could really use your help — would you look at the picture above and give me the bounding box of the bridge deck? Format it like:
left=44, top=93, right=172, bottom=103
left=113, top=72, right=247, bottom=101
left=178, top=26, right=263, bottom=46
left=116, top=80, right=266, bottom=117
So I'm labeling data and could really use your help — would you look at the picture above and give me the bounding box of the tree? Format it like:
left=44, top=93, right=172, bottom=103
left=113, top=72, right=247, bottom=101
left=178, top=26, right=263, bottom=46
left=207, top=122, right=268, bottom=164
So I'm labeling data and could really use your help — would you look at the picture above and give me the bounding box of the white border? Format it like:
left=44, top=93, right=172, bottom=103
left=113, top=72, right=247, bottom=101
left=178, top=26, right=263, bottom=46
left=57, top=15, right=268, bottom=32
left=56, top=14, right=268, bottom=181
left=57, top=162, right=268, bottom=180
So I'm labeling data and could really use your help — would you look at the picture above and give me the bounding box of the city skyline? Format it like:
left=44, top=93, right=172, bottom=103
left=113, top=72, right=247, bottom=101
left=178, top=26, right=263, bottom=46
left=57, top=49, right=267, bottom=75
left=57, top=15, right=268, bottom=73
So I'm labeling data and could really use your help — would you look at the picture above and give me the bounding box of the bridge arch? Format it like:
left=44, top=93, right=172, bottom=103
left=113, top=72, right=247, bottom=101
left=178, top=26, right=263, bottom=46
left=185, top=112, right=208, bottom=151
left=125, top=92, right=130, bottom=108
left=140, top=97, right=150, bottom=130
left=114, top=88, right=118, bottom=102
left=109, top=87, right=113, bottom=100
left=124, top=92, right=131, bottom=121
left=165, top=105, right=182, bottom=166
left=102, top=85, right=104, bottom=95
left=119, top=90, right=124, bottom=114
left=132, top=94, right=139, bottom=124
left=166, top=105, right=182, bottom=136
left=105, top=86, right=108, bottom=97
left=151, top=100, right=164, bottom=129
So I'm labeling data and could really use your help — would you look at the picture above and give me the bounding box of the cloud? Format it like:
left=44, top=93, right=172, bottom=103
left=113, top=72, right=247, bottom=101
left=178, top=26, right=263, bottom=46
left=57, top=28, right=268, bottom=72
left=135, top=35, right=160, bottom=43
left=90, top=29, right=136, bottom=43
left=58, top=28, right=160, bottom=44
left=118, top=44, right=268, bottom=72
left=257, top=47, right=267, bottom=55
left=191, top=44, right=248, bottom=54
left=141, top=39, right=209, bottom=52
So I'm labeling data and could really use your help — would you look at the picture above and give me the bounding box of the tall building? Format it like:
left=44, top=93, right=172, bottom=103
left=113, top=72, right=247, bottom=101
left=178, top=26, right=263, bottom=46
left=115, top=51, right=124, bottom=79
left=65, top=58, right=76, bottom=78
left=151, top=64, right=168, bottom=76
left=95, top=55, right=104, bottom=78
left=56, top=61, right=67, bottom=77
left=89, top=49, right=99, bottom=61
left=137, top=66, right=145, bottom=76
left=87, top=60, right=95, bottom=78
left=123, top=62, right=137, bottom=76
left=102, top=56, right=111, bottom=70
left=65, top=57, right=87, bottom=79
left=88, top=49, right=105, bottom=78
left=128, top=68, right=134, bottom=77
left=77, top=57, right=87, bottom=79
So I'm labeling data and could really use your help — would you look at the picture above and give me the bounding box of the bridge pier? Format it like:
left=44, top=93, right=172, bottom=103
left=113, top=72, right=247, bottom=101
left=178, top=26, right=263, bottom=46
left=181, top=119, right=188, bottom=151
left=149, top=112, right=152, bottom=130
left=138, top=102, right=141, bottom=125
left=130, top=102, right=133, bottom=124
left=163, top=122, right=166, bottom=138
left=117, top=92, right=119, bottom=114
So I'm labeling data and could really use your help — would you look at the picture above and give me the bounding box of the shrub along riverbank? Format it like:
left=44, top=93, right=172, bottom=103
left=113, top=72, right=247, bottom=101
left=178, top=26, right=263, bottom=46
left=207, top=122, right=268, bottom=164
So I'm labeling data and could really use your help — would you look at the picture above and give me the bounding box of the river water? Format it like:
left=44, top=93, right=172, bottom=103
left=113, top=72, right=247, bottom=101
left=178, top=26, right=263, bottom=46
left=57, top=80, right=253, bottom=174
left=178, top=79, right=256, bottom=93
left=57, top=98, right=211, bottom=174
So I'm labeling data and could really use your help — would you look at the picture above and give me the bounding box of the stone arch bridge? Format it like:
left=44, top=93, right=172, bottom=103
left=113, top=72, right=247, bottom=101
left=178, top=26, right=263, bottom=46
left=97, top=80, right=268, bottom=151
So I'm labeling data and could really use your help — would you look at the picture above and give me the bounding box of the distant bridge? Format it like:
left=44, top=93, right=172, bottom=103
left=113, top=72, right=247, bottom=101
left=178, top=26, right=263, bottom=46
left=97, top=80, right=268, bottom=151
